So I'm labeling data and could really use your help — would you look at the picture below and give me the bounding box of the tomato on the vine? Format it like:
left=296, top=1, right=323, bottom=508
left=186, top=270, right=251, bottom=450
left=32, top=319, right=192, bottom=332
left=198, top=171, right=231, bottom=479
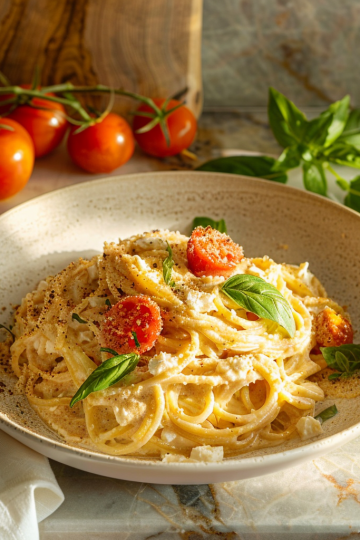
left=0, top=118, right=35, bottom=200
left=67, top=113, right=135, bottom=173
left=0, top=85, right=68, bottom=158
left=133, top=99, right=197, bottom=158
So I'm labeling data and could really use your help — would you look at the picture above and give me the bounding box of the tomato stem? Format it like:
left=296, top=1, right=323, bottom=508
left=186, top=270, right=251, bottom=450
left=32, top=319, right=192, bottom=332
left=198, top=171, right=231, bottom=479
left=0, top=74, right=188, bottom=142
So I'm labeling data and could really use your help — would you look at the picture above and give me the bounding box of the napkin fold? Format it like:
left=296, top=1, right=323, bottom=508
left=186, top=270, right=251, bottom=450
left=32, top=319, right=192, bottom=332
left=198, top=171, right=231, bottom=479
left=0, top=429, right=64, bottom=540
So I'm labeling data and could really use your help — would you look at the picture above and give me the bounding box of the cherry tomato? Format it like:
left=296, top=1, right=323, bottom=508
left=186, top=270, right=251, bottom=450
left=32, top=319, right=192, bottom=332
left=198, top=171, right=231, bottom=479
left=133, top=98, right=197, bottom=157
left=0, top=118, right=34, bottom=200
left=315, top=307, right=353, bottom=348
left=187, top=226, right=244, bottom=278
left=0, top=85, right=68, bottom=158
left=101, top=296, right=162, bottom=355
left=67, top=113, right=134, bottom=173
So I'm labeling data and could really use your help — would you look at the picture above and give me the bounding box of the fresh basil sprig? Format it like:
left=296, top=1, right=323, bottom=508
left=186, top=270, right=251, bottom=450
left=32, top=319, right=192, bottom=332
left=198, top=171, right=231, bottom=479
left=192, top=217, right=227, bottom=233
left=163, top=242, right=176, bottom=287
left=70, top=348, right=139, bottom=407
left=72, top=313, right=87, bottom=324
left=197, top=88, right=360, bottom=212
left=315, top=404, right=338, bottom=424
left=221, top=274, right=295, bottom=338
left=131, top=330, right=141, bottom=349
left=320, top=344, right=360, bottom=380
left=197, top=155, right=288, bottom=183
left=0, top=323, right=15, bottom=341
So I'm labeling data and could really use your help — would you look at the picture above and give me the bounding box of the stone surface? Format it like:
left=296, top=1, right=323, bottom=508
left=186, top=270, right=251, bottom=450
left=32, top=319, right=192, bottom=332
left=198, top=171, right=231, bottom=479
left=39, top=436, right=360, bottom=539
left=1, top=111, right=360, bottom=538
left=202, top=0, right=360, bottom=108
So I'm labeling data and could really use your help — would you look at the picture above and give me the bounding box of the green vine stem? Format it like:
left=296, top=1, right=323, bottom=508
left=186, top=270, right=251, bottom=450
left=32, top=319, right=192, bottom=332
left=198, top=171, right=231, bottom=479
left=0, top=80, right=187, bottom=142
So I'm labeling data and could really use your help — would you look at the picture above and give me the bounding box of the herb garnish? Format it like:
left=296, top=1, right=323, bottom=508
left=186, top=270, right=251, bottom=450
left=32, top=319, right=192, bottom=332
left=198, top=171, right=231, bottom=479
left=221, top=274, right=295, bottom=338
left=197, top=155, right=288, bottom=184
left=0, top=323, right=15, bottom=341
left=192, top=217, right=227, bottom=233
left=72, top=313, right=87, bottom=324
left=197, top=88, right=360, bottom=213
left=70, top=348, right=139, bottom=407
left=131, top=331, right=141, bottom=349
left=163, top=242, right=176, bottom=287
left=105, top=299, right=112, bottom=308
left=320, top=344, right=360, bottom=380
left=315, top=404, right=338, bottom=424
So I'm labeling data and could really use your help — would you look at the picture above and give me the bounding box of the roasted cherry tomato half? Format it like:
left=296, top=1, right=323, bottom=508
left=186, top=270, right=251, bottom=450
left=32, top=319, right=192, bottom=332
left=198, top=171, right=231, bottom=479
left=315, top=307, right=353, bottom=348
left=133, top=98, right=197, bottom=158
left=101, top=295, right=162, bottom=355
left=0, top=85, right=68, bottom=158
left=0, top=118, right=35, bottom=200
left=67, top=113, right=135, bottom=173
left=187, top=226, right=244, bottom=278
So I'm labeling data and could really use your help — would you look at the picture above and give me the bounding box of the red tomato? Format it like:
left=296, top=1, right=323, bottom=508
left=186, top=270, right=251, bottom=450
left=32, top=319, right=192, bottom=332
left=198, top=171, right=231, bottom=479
left=101, top=296, right=162, bottom=355
left=133, top=98, right=197, bottom=157
left=0, top=118, right=34, bottom=200
left=67, top=113, right=134, bottom=173
left=187, top=226, right=244, bottom=278
left=0, top=85, right=68, bottom=158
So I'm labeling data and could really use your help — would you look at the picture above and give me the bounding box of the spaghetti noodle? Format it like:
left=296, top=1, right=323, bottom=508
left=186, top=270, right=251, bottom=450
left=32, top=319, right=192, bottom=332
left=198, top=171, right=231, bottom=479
left=8, top=229, right=350, bottom=460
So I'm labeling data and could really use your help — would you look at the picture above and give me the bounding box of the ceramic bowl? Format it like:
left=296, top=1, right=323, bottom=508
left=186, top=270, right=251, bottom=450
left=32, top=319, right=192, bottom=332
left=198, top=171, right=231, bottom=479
left=1, top=171, right=359, bottom=484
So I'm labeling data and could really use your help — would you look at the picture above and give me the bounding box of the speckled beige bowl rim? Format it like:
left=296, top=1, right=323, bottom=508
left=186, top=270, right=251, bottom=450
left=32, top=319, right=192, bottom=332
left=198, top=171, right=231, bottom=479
left=0, top=170, right=360, bottom=484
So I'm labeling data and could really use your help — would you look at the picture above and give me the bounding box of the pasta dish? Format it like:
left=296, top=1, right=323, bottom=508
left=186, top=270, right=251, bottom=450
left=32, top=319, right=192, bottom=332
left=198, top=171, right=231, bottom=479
left=6, top=226, right=355, bottom=462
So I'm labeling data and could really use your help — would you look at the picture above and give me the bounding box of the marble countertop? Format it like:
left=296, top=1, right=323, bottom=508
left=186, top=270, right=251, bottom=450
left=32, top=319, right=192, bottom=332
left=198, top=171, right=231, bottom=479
left=1, top=111, right=360, bottom=540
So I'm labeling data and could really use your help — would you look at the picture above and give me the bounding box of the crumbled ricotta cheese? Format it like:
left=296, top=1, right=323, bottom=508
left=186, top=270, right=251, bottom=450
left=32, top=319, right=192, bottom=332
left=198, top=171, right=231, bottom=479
left=112, top=389, right=148, bottom=427
left=296, top=416, right=323, bottom=441
left=87, top=264, right=99, bottom=281
left=298, top=262, right=315, bottom=288
left=190, top=445, right=224, bottom=462
left=134, top=237, right=168, bottom=251
left=185, top=289, right=217, bottom=312
left=45, top=340, right=58, bottom=354
left=134, top=255, right=161, bottom=283
left=215, top=355, right=260, bottom=383
left=161, top=427, right=195, bottom=448
left=148, top=352, right=179, bottom=375
left=88, top=296, right=106, bottom=308
left=162, top=454, right=189, bottom=463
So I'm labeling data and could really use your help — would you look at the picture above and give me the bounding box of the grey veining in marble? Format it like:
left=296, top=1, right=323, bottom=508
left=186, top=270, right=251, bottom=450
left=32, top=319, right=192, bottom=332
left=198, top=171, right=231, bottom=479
left=202, top=0, right=360, bottom=108
left=39, top=436, right=360, bottom=539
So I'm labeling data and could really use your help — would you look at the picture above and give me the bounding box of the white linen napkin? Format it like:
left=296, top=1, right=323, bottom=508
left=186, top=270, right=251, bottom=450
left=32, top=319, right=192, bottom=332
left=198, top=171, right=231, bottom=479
left=0, top=429, right=64, bottom=540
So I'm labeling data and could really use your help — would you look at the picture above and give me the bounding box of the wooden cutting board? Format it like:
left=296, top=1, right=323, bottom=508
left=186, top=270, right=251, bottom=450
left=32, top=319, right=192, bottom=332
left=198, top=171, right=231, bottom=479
left=0, top=0, right=203, bottom=117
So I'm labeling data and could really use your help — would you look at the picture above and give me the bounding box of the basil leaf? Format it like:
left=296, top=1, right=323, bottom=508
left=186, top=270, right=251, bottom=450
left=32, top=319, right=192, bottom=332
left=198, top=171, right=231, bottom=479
left=197, top=155, right=288, bottom=183
left=268, top=87, right=308, bottom=148
left=70, top=352, right=139, bottom=407
left=131, top=331, right=141, bottom=349
left=192, top=217, right=227, bottom=233
left=273, top=145, right=301, bottom=171
left=163, top=242, right=175, bottom=286
left=72, top=313, right=87, bottom=324
left=315, top=404, right=338, bottom=424
left=320, top=344, right=360, bottom=379
left=221, top=274, right=295, bottom=337
left=323, top=142, right=360, bottom=169
left=101, top=347, right=120, bottom=357
left=105, top=299, right=111, bottom=307
left=344, top=175, right=360, bottom=212
left=302, top=161, right=327, bottom=196
left=338, top=108, right=360, bottom=148
left=0, top=323, right=15, bottom=340
left=305, top=96, right=349, bottom=148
